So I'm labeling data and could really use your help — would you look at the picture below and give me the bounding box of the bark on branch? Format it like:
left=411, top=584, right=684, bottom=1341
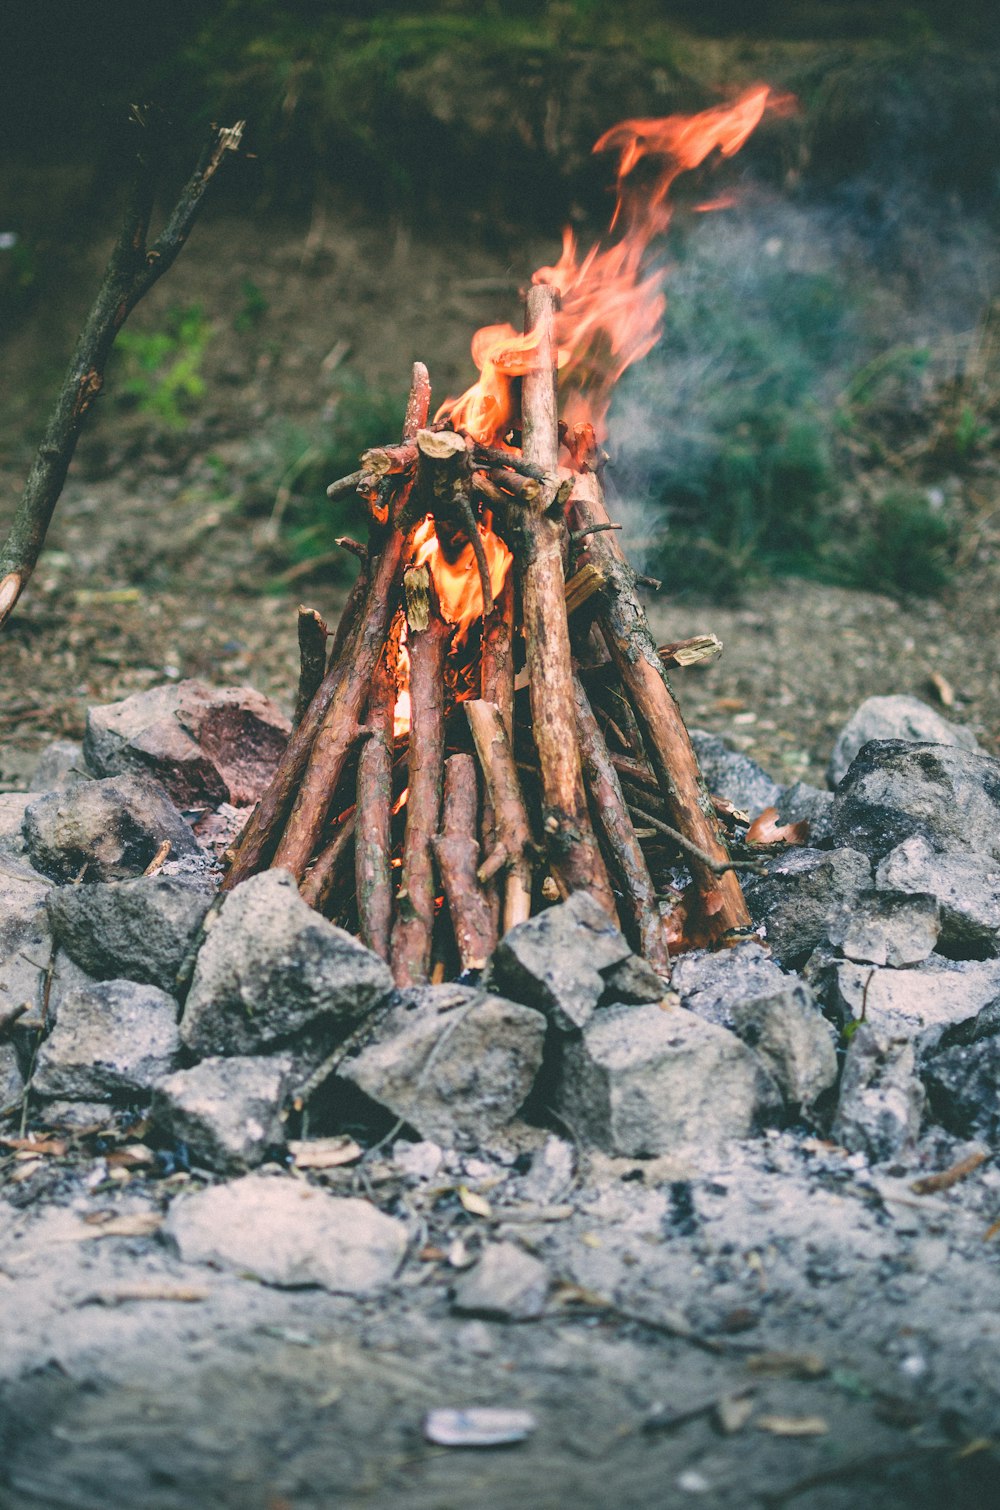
left=0, top=117, right=245, bottom=630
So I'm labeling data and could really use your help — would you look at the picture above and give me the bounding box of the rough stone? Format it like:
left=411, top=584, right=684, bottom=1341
left=181, top=870, right=392, bottom=1058
left=0, top=1042, right=23, bottom=1108
left=742, top=847, right=872, bottom=965
left=830, top=958, right=1000, bottom=1055
left=558, top=1002, right=780, bottom=1157
left=924, top=1040, right=1000, bottom=1144
left=876, top=836, right=1000, bottom=958
left=165, top=1175, right=407, bottom=1294
left=152, top=1056, right=293, bottom=1172
left=518, top=1135, right=575, bottom=1204
left=47, top=874, right=214, bottom=993
left=0, top=860, right=53, bottom=1019
left=827, top=889, right=941, bottom=967
left=36, top=1099, right=116, bottom=1130
left=828, top=741, right=1000, bottom=866
left=488, top=892, right=634, bottom=1032
left=729, top=984, right=838, bottom=1112
left=84, top=679, right=291, bottom=809
left=29, top=740, right=87, bottom=792
left=599, top=953, right=668, bottom=1001
left=773, top=781, right=835, bottom=846
left=33, top=980, right=181, bottom=1100
left=690, top=730, right=784, bottom=817
left=23, top=774, right=200, bottom=883
left=671, top=941, right=790, bottom=1028
left=451, top=1241, right=551, bottom=1321
left=831, top=1021, right=924, bottom=1161
left=827, top=695, right=981, bottom=789
left=339, top=986, right=546, bottom=1146
left=0, top=793, right=31, bottom=858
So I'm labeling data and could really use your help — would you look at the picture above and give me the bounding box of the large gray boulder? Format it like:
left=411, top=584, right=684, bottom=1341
left=23, top=773, right=200, bottom=883
left=558, top=1002, right=780, bottom=1156
left=0, top=860, right=53, bottom=1019
left=829, top=957, right=1000, bottom=1055
left=152, top=1056, right=293, bottom=1172
left=924, top=1039, right=1000, bottom=1144
left=181, top=870, right=392, bottom=1058
left=742, top=847, right=872, bottom=965
left=33, top=980, right=182, bottom=1100
left=165, top=1175, right=407, bottom=1294
left=826, top=889, right=941, bottom=968
left=690, top=731, right=784, bottom=817
left=84, top=680, right=290, bottom=809
left=339, top=986, right=546, bottom=1146
left=876, top=837, right=1000, bottom=958
left=828, top=695, right=980, bottom=789
left=487, top=892, right=654, bottom=1034
left=827, top=741, right=1000, bottom=866
left=47, top=874, right=214, bottom=992
left=831, top=1020, right=924, bottom=1161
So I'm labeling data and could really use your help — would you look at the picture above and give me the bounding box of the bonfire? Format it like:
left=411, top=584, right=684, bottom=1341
left=222, top=86, right=792, bottom=985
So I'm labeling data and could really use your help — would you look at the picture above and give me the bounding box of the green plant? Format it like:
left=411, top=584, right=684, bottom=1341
left=234, top=279, right=269, bottom=333
left=842, top=487, right=959, bottom=598
left=114, top=303, right=214, bottom=427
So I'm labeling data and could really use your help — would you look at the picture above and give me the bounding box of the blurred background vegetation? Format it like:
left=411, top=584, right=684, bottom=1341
left=2, top=0, right=998, bottom=601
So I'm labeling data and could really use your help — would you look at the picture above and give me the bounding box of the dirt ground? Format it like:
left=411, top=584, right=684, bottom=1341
left=2, top=208, right=1000, bottom=1510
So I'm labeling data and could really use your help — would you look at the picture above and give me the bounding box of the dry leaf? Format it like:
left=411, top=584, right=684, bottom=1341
left=288, top=1136, right=363, bottom=1170
left=1, top=1137, right=67, bottom=1156
left=458, top=1185, right=493, bottom=1219
left=757, top=1414, right=828, bottom=1437
left=929, top=670, right=955, bottom=707
left=714, top=1392, right=755, bottom=1434
left=77, top=1212, right=162, bottom=1240
left=746, top=806, right=810, bottom=847
left=105, top=1145, right=157, bottom=1171
left=83, top=1285, right=209, bottom=1306
left=747, top=1350, right=827, bottom=1379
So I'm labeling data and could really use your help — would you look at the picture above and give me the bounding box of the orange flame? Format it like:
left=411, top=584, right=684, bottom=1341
left=437, top=85, right=792, bottom=443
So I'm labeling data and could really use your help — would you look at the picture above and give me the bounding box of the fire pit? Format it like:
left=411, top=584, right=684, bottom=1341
left=222, top=86, right=792, bottom=985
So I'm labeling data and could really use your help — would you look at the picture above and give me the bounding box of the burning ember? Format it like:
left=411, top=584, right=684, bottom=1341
left=222, top=85, right=791, bottom=987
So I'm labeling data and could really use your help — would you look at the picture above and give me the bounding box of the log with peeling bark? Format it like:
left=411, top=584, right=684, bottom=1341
left=572, top=673, right=671, bottom=976
left=390, top=564, right=453, bottom=986
left=518, top=285, right=617, bottom=916
left=570, top=444, right=750, bottom=942
left=294, top=607, right=330, bottom=727
left=354, top=643, right=396, bottom=959
left=223, top=362, right=430, bottom=890
left=432, top=753, right=497, bottom=973
left=465, top=699, right=534, bottom=931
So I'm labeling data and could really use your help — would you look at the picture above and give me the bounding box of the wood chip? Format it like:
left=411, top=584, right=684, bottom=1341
left=928, top=670, right=955, bottom=707
left=288, top=1136, right=363, bottom=1170
left=81, top=1285, right=209, bottom=1306
left=1, top=1136, right=67, bottom=1156
left=911, top=1149, right=988, bottom=1195
left=76, top=1212, right=163, bottom=1240
left=747, top=1350, right=827, bottom=1379
left=757, top=1414, right=829, bottom=1437
left=458, top=1185, right=493, bottom=1219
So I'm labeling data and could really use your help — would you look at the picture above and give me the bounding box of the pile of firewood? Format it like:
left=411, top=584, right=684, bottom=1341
left=222, top=286, right=752, bottom=984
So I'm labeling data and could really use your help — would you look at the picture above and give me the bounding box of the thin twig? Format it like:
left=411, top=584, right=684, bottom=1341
left=628, top=804, right=767, bottom=876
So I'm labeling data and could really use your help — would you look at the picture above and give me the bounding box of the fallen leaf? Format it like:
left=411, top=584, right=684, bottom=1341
left=747, top=1350, right=827, bottom=1379
left=715, top=1392, right=755, bottom=1434
left=9, top=1158, right=44, bottom=1183
left=929, top=670, right=955, bottom=708
left=77, top=1212, right=162, bottom=1240
left=1, top=1137, right=67, bottom=1156
left=458, top=1185, right=493, bottom=1219
left=105, top=1145, right=157, bottom=1171
left=288, top=1136, right=363, bottom=1170
left=910, top=1149, right=988, bottom=1195
left=757, top=1414, right=829, bottom=1437
left=746, top=807, right=810, bottom=847
left=713, top=697, right=746, bottom=712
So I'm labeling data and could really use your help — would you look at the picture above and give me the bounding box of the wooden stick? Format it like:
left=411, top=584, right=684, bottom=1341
left=519, top=285, right=616, bottom=916
left=416, top=429, right=493, bottom=615
left=294, top=607, right=330, bottom=727
left=488, top=466, right=541, bottom=505
left=300, top=811, right=356, bottom=911
left=326, top=468, right=364, bottom=500
left=432, top=754, right=497, bottom=973
left=465, top=699, right=534, bottom=931
left=479, top=572, right=515, bottom=929
left=658, top=633, right=723, bottom=668
left=571, top=453, right=750, bottom=942
left=471, top=443, right=548, bottom=481
left=0, top=119, right=244, bottom=631
left=564, top=562, right=606, bottom=617
left=360, top=441, right=419, bottom=479
left=573, top=673, right=671, bottom=976
left=223, top=362, right=430, bottom=890
left=390, top=565, right=452, bottom=986
left=354, top=643, right=396, bottom=959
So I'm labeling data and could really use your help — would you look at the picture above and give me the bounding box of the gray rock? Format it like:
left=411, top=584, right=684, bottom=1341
left=0, top=1043, right=23, bottom=1109
left=153, top=1056, right=292, bottom=1172
left=0, top=793, right=31, bottom=858
left=924, top=1040, right=1000, bottom=1144
left=773, top=782, right=835, bottom=846
left=672, top=941, right=790, bottom=1028
left=558, top=1002, right=780, bottom=1156
left=488, top=892, right=634, bottom=1032
left=451, top=1241, right=551, bottom=1321
left=23, top=773, right=200, bottom=883
left=729, top=984, right=838, bottom=1112
left=29, top=740, right=86, bottom=792
left=47, top=874, right=214, bottom=992
left=876, top=836, right=1000, bottom=958
left=519, top=1135, right=575, bottom=1204
left=84, top=679, right=290, bottom=809
left=181, top=870, right=392, bottom=1058
left=828, top=695, right=980, bottom=789
left=0, top=861, right=53, bottom=1019
left=36, top=1099, right=115, bottom=1130
left=339, top=986, right=546, bottom=1146
left=831, top=1021, right=924, bottom=1161
left=742, top=847, right=872, bottom=965
left=690, top=731, right=784, bottom=817
left=33, top=980, right=181, bottom=1100
left=830, top=958, right=1000, bottom=1055
left=827, top=889, right=941, bottom=967
left=164, top=1174, right=407, bottom=1294
left=600, top=953, right=668, bottom=1002
left=828, top=742, right=1000, bottom=866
